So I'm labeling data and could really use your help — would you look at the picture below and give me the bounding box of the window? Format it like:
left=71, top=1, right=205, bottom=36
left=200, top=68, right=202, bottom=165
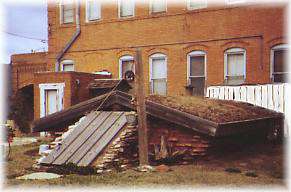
left=60, top=0, right=74, bottom=24
left=119, top=0, right=134, bottom=18
left=119, top=55, right=134, bottom=79
left=271, top=44, right=289, bottom=83
left=150, top=0, right=167, bottom=13
left=187, top=51, right=206, bottom=95
left=86, top=0, right=101, bottom=21
left=187, top=0, right=207, bottom=10
left=61, top=60, right=74, bottom=72
left=150, top=53, right=167, bottom=95
left=224, top=48, right=246, bottom=85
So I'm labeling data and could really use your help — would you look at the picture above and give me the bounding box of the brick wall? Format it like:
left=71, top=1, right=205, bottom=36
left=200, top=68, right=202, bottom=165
left=11, top=52, right=47, bottom=94
left=47, top=1, right=286, bottom=96
left=33, top=72, right=110, bottom=120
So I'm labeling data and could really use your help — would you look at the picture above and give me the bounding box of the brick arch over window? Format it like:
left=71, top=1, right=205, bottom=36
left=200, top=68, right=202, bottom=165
left=146, top=48, right=169, bottom=57
left=266, top=36, right=286, bottom=49
left=116, top=49, right=135, bottom=59
left=183, top=44, right=209, bottom=55
left=221, top=40, right=249, bottom=50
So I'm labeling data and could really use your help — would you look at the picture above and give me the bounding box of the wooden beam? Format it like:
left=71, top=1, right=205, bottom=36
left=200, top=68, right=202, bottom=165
left=135, top=48, right=149, bottom=165
left=31, top=92, right=117, bottom=132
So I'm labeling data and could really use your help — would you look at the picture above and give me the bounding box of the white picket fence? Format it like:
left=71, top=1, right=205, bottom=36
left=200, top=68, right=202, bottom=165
left=206, top=83, right=291, bottom=137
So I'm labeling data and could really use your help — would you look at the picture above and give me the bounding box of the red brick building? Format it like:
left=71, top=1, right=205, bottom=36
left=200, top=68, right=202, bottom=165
left=46, top=0, right=287, bottom=97
left=11, top=0, right=288, bottom=128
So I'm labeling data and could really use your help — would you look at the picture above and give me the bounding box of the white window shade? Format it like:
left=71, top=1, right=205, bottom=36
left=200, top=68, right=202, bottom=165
left=61, top=0, right=74, bottom=24
left=151, top=0, right=167, bottom=13
left=119, top=0, right=134, bottom=17
left=224, top=48, right=246, bottom=85
left=87, top=0, right=101, bottom=21
left=227, top=53, right=244, bottom=76
left=152, top=58, right=167, bottom=79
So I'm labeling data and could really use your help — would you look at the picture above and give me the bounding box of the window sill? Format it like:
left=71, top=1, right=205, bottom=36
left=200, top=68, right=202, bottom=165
left=86, top=19, right=102, bottom=23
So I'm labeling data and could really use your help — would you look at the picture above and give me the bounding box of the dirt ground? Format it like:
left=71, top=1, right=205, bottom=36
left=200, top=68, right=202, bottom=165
left=3, top=137, right=286, bottom=189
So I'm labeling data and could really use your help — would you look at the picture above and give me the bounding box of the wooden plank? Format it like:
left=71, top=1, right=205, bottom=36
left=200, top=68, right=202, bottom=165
left=267, top=84, right=274, bottom=110
left=246, top=86, right=255, bottom=105
left=206, top=87, right=210, bottom=97
left=77, top=114, right=127, bottom=166
left=65, top=112, right=123, bottom=165
left=135, top=48, right=149, bottom=166
left=224, top=86, right=229, bottom=100
left=262, top=85, right=268, bottom=108
left=273, top=84, right=280, bottom=112
left=240, top=86, right=247, bottom=102
left=278, top=84, right=284, bottom=113
left=52, top=112, right=114, bottom=165
left=217, top=116, right=283, bottom=137
left=228, top=86, right=234, bottom=100
left=254, top=85, right=262, bottom=107
left=40, top=111, right=100, bottom=164
left=233, top=86, right=241, bottom=101
left=218, top=86, right=225, bottom=100
left=32, top=92, right=117, bottom=132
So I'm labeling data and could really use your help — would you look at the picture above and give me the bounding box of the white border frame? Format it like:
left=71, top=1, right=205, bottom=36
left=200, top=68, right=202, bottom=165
left=61, top=59, right=75, bottom=71
left=187, top=0, right=207, bottom=10
left=149, top=53, right=167, bottom=94
left=149, top=0, right=167, bottom=14
left=187, top=50, right=207, bottom=86
left=39, top=83, right=65, bottom=118
left=59, top=0, right=74, bottom=24
left=270, top=44, right=288, bottom=81
left=225, top=0, right=246, bottom=5
left=224, top=47, right=246, bottom=82
left=118, top=0, right=135, bottom=18
left=85, top=0, right=101, bottom=22
left=119, top=55, right=135, bottom=79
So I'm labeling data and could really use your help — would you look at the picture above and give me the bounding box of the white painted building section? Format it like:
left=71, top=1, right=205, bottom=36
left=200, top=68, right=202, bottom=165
left=39, top=83, right=65, bottom=136
left=206, top=83, right=291, bottom=137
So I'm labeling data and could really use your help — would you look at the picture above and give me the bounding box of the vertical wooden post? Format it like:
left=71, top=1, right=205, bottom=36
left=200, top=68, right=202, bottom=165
left=135, top=48, right=149, bottom=165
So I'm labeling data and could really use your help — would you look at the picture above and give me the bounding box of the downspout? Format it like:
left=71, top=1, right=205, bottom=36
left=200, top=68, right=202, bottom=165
left=55, top=0, right=81, bottom=72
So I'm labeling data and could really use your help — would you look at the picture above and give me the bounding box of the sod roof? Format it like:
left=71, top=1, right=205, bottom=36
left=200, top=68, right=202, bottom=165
left=147, top=95, right=281, bottom=123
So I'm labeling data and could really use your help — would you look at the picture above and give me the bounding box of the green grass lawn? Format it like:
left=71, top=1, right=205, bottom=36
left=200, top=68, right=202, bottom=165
left=3, top=138, right=286, bottom=188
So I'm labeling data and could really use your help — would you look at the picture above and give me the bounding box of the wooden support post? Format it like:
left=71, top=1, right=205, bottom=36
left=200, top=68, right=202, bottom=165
left=135, top=48, right=149, bottom=165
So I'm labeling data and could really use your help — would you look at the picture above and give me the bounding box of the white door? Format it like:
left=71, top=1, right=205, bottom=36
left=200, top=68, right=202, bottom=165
left=151, top=56, right=167, bottom=95
left=45, top=89, right=58, bottom=116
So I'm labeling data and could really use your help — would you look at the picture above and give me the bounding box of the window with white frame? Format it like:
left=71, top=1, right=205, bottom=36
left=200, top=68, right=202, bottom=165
left=150, top=0, right=167, bottom=13
left=86, top=0, right=101, bottom=21
left=61, top=60, right=75, bottom=72
left=119, top=0, right=134, bottom=18
left=119, top=55, right=134, bottom=79
left=271, top=44, right=289, bottom=83
left=60, top=0, right=74, bottom=24
left=150, top=53, right=167, bottom=95
left=226, top=0, right=246, bottom=5
left=187, top=51, right=206, bottom=95
left=187, top=0, right=207, bottom=10
left=224, top=48, right=246, bottom=85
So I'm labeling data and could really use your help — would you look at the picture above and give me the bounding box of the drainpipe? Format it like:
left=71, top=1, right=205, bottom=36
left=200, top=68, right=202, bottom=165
left=55, top=0, right=81, bottom=72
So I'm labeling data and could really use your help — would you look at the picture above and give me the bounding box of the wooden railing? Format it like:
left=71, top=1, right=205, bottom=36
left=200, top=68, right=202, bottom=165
left=206, top=83, right=291, bottom=137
